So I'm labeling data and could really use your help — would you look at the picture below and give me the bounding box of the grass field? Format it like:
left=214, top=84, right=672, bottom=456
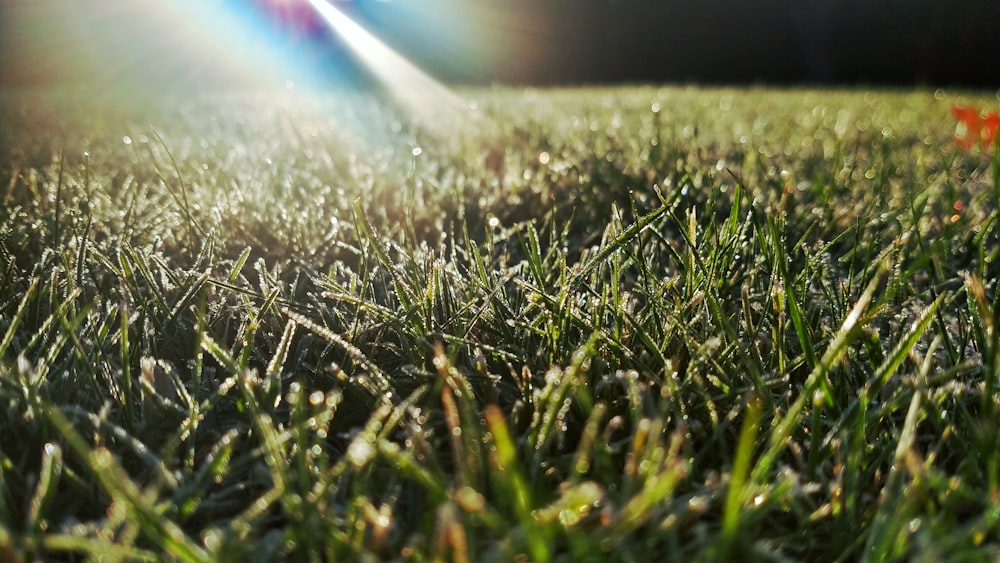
left=2, top=85, right=999, bottom=561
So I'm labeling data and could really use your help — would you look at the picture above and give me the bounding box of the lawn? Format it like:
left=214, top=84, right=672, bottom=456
left=1, top=85, right=999, bottom=561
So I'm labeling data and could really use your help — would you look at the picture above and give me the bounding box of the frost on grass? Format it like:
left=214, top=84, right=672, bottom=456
left=1, top=87, right=998, bottom=561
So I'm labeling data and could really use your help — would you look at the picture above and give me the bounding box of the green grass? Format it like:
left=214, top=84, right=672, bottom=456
left=1, top=84, right=999, bottom=561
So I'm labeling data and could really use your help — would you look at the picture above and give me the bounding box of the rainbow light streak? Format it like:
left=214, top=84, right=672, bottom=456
left=305, top=0, right=467, bottom=130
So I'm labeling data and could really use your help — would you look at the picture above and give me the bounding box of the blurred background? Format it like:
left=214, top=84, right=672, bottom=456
left=2, top=0, right=999, bottom=93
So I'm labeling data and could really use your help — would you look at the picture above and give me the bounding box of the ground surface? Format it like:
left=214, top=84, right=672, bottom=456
left=1, top=86, right=999, bottom=561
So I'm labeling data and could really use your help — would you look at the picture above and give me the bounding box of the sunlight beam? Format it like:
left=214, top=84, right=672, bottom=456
left=306, top=0, right=467, bottom=131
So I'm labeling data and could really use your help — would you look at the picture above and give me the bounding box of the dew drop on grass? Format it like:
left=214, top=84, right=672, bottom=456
left=122, top=136, right=132, bottom=145
left=347, top=439, right=376, bottom=468
left=688, top=496, right=709, bottom=512
left=203, top=529, right=222, bottom=551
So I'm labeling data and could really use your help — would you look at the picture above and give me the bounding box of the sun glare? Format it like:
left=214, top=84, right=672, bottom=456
left=305, top=0, right=468, bottom=131
left=1, top=0, right=313, bottom=94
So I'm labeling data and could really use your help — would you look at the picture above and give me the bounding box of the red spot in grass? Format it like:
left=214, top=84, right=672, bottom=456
left=952, top=105, right=1000, bottom=151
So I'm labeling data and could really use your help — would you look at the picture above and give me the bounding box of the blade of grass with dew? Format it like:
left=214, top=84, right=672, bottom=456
left=485, top=404, right=551, bottom=562
left=0, top=277, right=39, bottom=358
left=236, top=286, right=281, bottom=372
left=568, top=204, right=668, bottom=291
left=529, top=333, right=600, bottom=461
left=861, top=366, right=928, bottom=560
left=148, top=128, right=201, bottom=247
left=868, top=292, right=946, bottom=400
left=172, top=428, right=239, bottom=519
left=434, top=345, right=484, bottom=490
left=281, top=307, right=391, bottom=395
left=41, top=535, right=158, bottom=562
left=42, top=405, right=207, bottom=562
left=768, top=216, right=827, bottom=403
left=964, top=272, right=1000, bottom=497
left=25, top=443, right=62, bottom=537
left=717, top=393, right=764, bottom=560
left=609, top=423, right=688, bottom=539
left=753, top=262, right=886, bottom=484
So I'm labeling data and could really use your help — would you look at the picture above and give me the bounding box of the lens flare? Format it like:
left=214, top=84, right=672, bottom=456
left=1, top=0, right=316, bottom=94
left=305, top=0, right=467, bottom=131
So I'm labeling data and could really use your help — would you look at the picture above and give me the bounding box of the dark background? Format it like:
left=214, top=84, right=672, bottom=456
left=333, top=0, right=1000, bottom=87
left=2, top=0, right=999, bottom=90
